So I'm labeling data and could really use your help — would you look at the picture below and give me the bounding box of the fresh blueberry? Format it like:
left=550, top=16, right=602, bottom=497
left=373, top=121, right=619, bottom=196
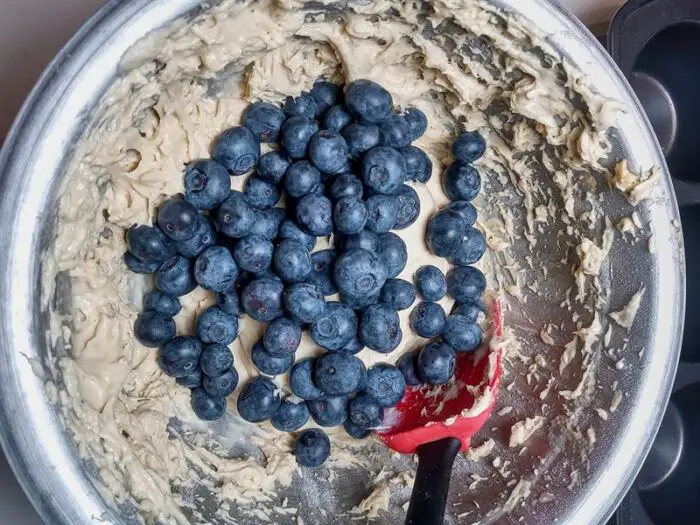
left=284, top=282, right=326, bottom=324
left=249, top=207, right=285, bottom=240
left=452, top=227, right=487, bottom=266
left=215, top=191, right=255, bottom=238
left=306, top=249, right=338, bottom=296
left=243, top=101, right=286, bottom=143
left=311, top=80, right=341, bottom=116
left=333, top=248, right=388, bottom=300
left=393, top=185, right=421, bottom=229
left=144, top=290, right=181, bottom=317
left=415, top=265, right=447, bottom=302
left=177, top=369, right=203, bottom=389
left=410, top=302, right=447, bottom=338
left=418, top=342, right=456, bottom=385
left=176, top=217, right=216, bottom=258
left=124, top=252, right=160, bottom=274
left=294, top=428, right=331, bottom=467
left=443, top=315, right=482, bottom=352
left=342, top=123, right=381, bottom=159
left=446, top=200, right=477, bottom=226
left=310, top=301, right=358, bottom=351
left=285, top=161, right=322, bottom=198
left=365, top=364, right=406, bottom=407
left=339, top=337, right=365, bottom=354
left=263, top=317, right=302, bottom=357
left=365, top=195, right=399, bottom=233
left=196, top=307, right=238, bottom=345
left=274, top=239, right=312, bottom=282
left=403, top=108, right=428, bottom=141
left=343, top=291, right=381, bottom=311
left=342, top=230, right=379, bottom=253
left=359, top=304, right=401, bottom=352
left=244, top=176, right=280, bottom=209
left=400, top=146, right=433, bottom=183
left=379, top=114, right=412, bottom=149
left=155, top=256, right=197, bottom=297
left=308, top=395, right=348, bottom=427
left=295, top=193, right=333, bottom=236
left=314, top=353, right=364, bottom=396
left=426, top=209, right=467, bottom=258
left=134, top=311, right=175, bottom=348
left=377, top=232, right=407, bottom=279
left=289, top=358, right=324, bottom=400
left=308, top=130, right=349, bottom=174
left=344, top=419, right=372, bottom=439
left=447, top=266, right=487, bottom=302
left=349, top=393, right=383, bottom=429
left=157, top=198, right=200, bottom=242
left=272, top=398, right=310, bottom=432
left=323, top=105, right=352, bottom=132
left=443, top=163, right=481, bottom=201
left=452, top=300, right=485, bottom=323
left=334, top=198, right=368, bottom=235
left=191, top=388, right=226, bottom=421
left=282, top=116, right=319, bottom=159
left=452, top=131, right=486, bottom=164
left=237, top=376, right=281, bottom=423
left=233, top=235, right=274, bottom=273
left=251, top=340, right=294, bottom=376
left=345, top=79, right=392, bottom=123
left=183, top=160, right=231, bottom=210
left=194, top=246, right=239, bottom=292
left=397, top=351, right=422, bottom=387
left=361, top=146, right=406, bottom=195
left=283, top=92, right=318, bottom=119
left=380, top=278, right=416, bottom=310
left=329, top=174, right=363, bottom=201
left=257, top=150, right=291, bottom=184
left=211, top=126, right=260, bottom=176
left=241, top=277, right=285, bottom=322
left=127, top=225, right=175, bottom=264
left=203, top=369, right=238, bottom=397
left=200, top=343, right=234, bottom=377
left=217, top=291, right=244, bottom=317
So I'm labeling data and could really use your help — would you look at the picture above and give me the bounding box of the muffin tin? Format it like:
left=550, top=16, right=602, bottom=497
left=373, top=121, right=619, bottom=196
left=606, top=0, right=699, bottom=522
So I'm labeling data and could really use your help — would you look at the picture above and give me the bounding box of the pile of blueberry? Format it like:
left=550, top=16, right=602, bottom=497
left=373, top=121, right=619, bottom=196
left=122, top=77, right=487, bottom=468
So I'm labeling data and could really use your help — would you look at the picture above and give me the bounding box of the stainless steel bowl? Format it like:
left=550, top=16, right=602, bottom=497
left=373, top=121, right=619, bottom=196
left=0, top=1, right=684, bottom=524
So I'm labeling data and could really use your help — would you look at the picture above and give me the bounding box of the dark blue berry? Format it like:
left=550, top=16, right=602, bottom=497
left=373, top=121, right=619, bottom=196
left=394, top=185, right=421, bottom=229
left=244, top=176, right=280, bottom=209
left=342, top=230, right=379, bottom=253
left=134, top=311, right=175, bottom=348
left=284, top=282, right=326, bottom=324
left=334, top=198, right=368, bottom=234
left=380, top=278, right=416, bottom=310
left=196, top=307, right=238, bottom=345
left=443, top=315, right=482, bottom=352
left=359, top=304, right=401, bottom=352
left=285, top=161, right=321, bottom=198
left=295, top=193, right=333, bottom=236
left=212, top=126, right=260, bottom=175
left=144, top=290, right=181, bottom=317
left=308, top=395, right=348, bottom=427
left=404, top=108, right=428, bottom=141
left=342, top=122, right=381, bottom=159
left=257, top=150, right=291, bottom=184
left=250, top=207, right=285, bottom=240
left=333, top=248, right=387, bottom=300
left=233, top=235, right=273, bottom=273
left=329, top=174, right=363, bottom=201
left=311, top=80, right=341, bottom=116
left=251, top=340, right=294, bottom=376
left=410, top=302, right=447, bottom=338
left=191, top=388, right=226, bottom=421
left=452, top=131, right=486, bottom=164
left=443, top=163, right=481, bottom=201
left=194, top=246, right=239, bottom=292
left=215, top=191, right=255, bottom=238
left=365, top=364, right=406, bottom=407
left=272, top=398, right=310, bottom=432
left=339, top=337, right=365, bottom=354
left=365, top=195, right=399, bottom=233
left=217, top=291, right=244, bottom=317
left=343, top=292, right=380, bottom=311
left=309, top=130, right=349, bottom=174
left=124, top=252, right=160, bottom=274
left=155, top=256, right=197, bottom=297
left=203, top=369, right=238, bottom=397
left=323, top=105, right=352, bottom=132
left=200, top=343, right=234, bottom=377
left=243, top=101, right=285, bottom=143
left=452, top=300, right=485, bottom=323
left=274, top=239, right=312, bottom=282
left=415, top=265, right=447, bottom=302
left=279, top=220, right=316, bottom=251
left=377, top=232, right=407, bottom=278
left=418, top=342, right=456, bottom=385
left=345, top=79, right=392, bottom=123
left=283, top=93, right=317, bottom=119
left=452, top=227, right=486, bottom=266
left=127, top=225, right=175, bottom=264
left=241, top=277, right=284, bottom=322
left=307, top=249, right=337, bottom=296
left=282, top=116, right=319, bottom=159
left=294, top=428, right=331, bottom=467
left=349, top=393, right=383, bottom=429
left=184, top=160, right=231, bottom=210
left=397, top=351, right=422, bottom=387
left=314, top=353, right=364, bottom=396
left=263, top=317, right=302, bottom=357
left=289, top=358, right=324, bottom=400
left=446, top=200, right=477, bottom=226
left=447, top=266, right=487, bottom=303
left=344, top=419, right=371, bottom=439
left=361, top=146, right=406, bottom=195
left=176, top=217, right=216, bottom=258
left=310, top=301, right=358, bottom=351
left=401, top=146, right=433, bottom=183
left=237, top=377, right=281, bottom=423
left=177, top=369, right=203, bottom=389
left=379, top=114, right=412, bottom=149
left=427, top=209, right=467, bottom=258
left=157, top=199, right=200, bottom=242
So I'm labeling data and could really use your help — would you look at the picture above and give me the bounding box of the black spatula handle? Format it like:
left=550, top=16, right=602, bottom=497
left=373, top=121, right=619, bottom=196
left=405, top=437, right=462, bottom=525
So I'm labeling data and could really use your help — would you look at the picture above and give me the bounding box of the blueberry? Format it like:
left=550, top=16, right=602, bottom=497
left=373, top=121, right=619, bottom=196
left=452, top=131, right=486, bottom=164
left=349, top=393, right=383, bottom=429
left=452, top=227, right=486, bottom=266
left=212, top=126, right=260, bottom=175
left=233, top=235, right=274, bottom=273
left=377, top=232, right=407, bottom=279
left=314, top=353, right=364, bottom=396
left=282, top=116, right=319, bottom=159
left=329, top=174, right=363, bottom=201
left=196, top=307, right=238, bottom=345
left=124, top=252, right=160, bottom=274
left=285, top=161, right=322, bottom=198
left=177, top=369, right=203, bottom=389
left=279, top=220, right=316, bottom=251
left=344, top=419, right=372, bottom=439
left=274, top=239, right=312, bottom=282
left=289, top=358, right=324, bottom=400
left=364, top=195, right=398, bottom=233
left=306, top=249, right=338, bottom=296
left=158, top=335, right=202, bottom=377
left=334, top=198, right=368, bottom=235
left=359, top=304, right=401, bottom=352
left=379, top=114, right=412, bottom=149
left=403, top=108, right=428, bottom=141
left=257, top=150, right=291, bottom=184
left=155, top=256, right=197, bottom=297
left=263, top=317, right=302, bottom=357
left=311, top=80, right=341, bottom=116
left=308, top=130, right=349, bottom=174
left=397, top=351, right=422, bottom=387
left=200, top=343, right=234, bottom=377
left=244, top=176, right=280, bottom=209
left=392, top=185, right=421, bottom=230
left=251, top=340, right=295, bottom=375
left=342, top=123, right=381, bottom=159
left=342, top=230, right=379, bottom=253
left=217, top=291, right=244, bottom=317
left=365, top=364, right=406, bottom=407
left=400, top=146, right=433, bottom=183
left=339, top=337, right=365, bottom=354
left=345, top=79, right=392, bottom=123
left=333, top=248, right=388, bottom=300
left=452, top=300, right=485, bottom=323
left=216, top=191, right=255, bottom=238
left=446, top=200, right=477, bottom=226
left=308, top=395, right=348, bottom=427
left=144, top=290, right=181, bottom=317
left=415, top=265, right=447, bottom=302
left=361, top=146, right=407, bottom=195
left=241, top=277, right=285, bottom=322
left=272, top=398, right=310, bottom=432
left=127, top=225, right=175, bottom=264
left=380, top=278, right=416, bottom=310
left=447, top=266, right=487, bottom=302
left=176, top=217, right=217, bottom=258
left=191, top=388, right=227, bottom=421
left=343, top=291, right=381, bottom=312
left=283, top=93, right=317, bottom=120
left=243, top=101, right=286, bottom=143
left=410, top=302, right=447, bottom=338
left=418, top=342, right=456, bottom=385
left=194, top=246, right=239, bottom=292
left=184, top=160, right=231, bottom=210
left=294, top=428, right=331, bottom=467
left=249, top=207, right=285, bottom=240
left=284, top=282, right=326, bottom=324
left=237, top=377, right=281, bottom=423
left=443, top=163, right=481, bottom=201
left=426, top=209, right=467, bottom=258
left=310, top=301, right=358, bottom=351
left=322, top=105, right=352, bottom=132
left=295, top=193, right=333, bottom=236
left=134, top=311, right=175, bottom=348
left=203, top=369, right=238, bottom=397
left=156, top=199, right=200, bottom=242
left=443, top=315, right=482, bottom=352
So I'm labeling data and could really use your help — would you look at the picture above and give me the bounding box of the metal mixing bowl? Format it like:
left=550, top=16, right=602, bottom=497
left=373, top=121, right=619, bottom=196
left=0, top=0, right=684, bottom=523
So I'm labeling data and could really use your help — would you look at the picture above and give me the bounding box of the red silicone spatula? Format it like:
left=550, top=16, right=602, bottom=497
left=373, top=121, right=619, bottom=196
left=377, top=299, right=504, bottom=525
